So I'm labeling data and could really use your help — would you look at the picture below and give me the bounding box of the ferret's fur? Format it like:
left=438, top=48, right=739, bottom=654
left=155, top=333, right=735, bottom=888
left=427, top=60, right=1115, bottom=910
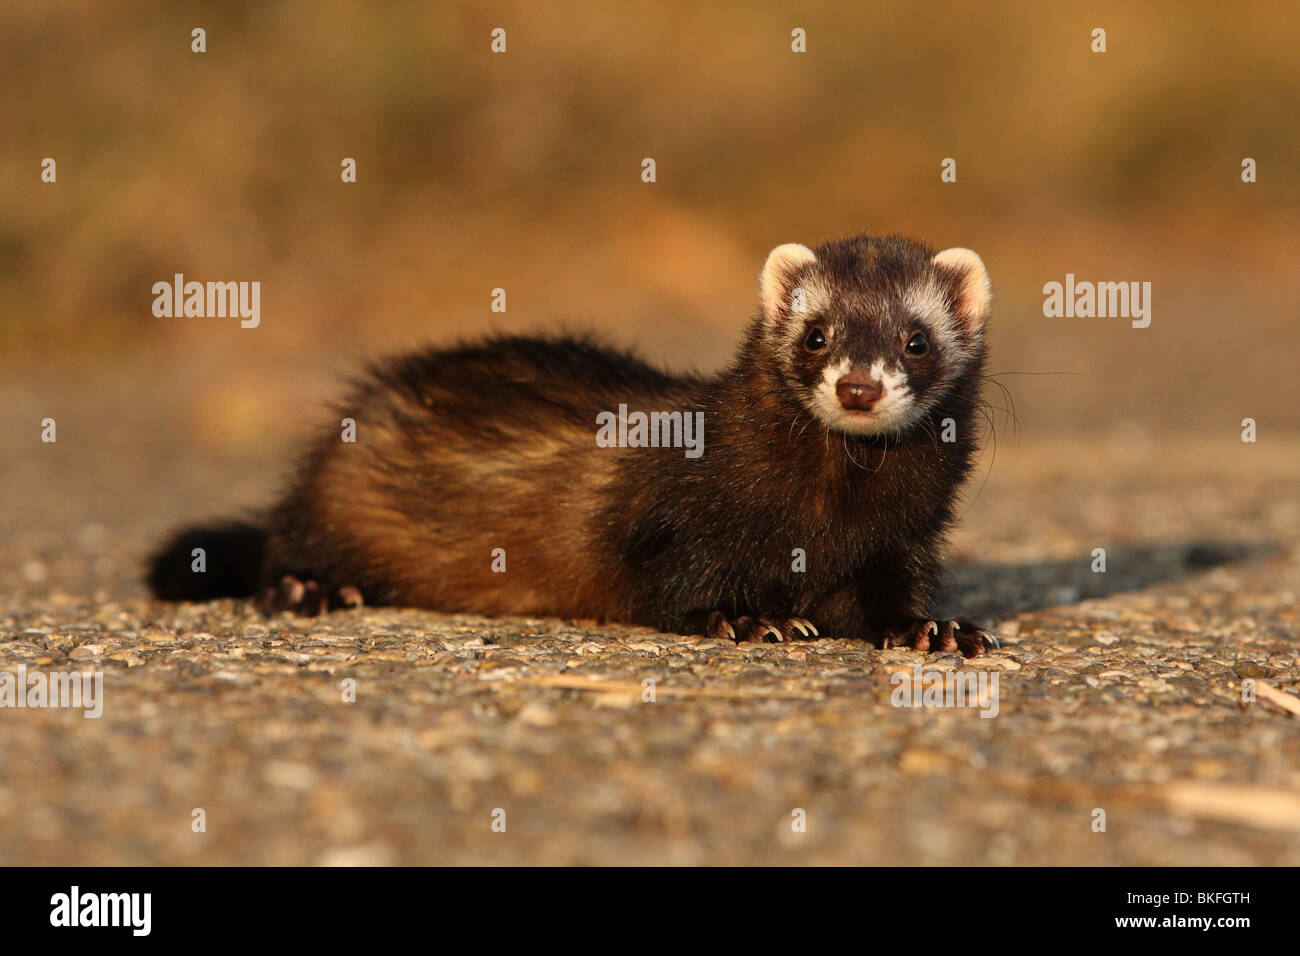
left=148, top=234, right=997, bottom=655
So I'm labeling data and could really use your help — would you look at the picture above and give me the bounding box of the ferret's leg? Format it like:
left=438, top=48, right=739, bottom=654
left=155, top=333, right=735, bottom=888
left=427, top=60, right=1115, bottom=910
left=872, top=565, right=997, bottom=657
left=816, top=561, right=997, bottom=658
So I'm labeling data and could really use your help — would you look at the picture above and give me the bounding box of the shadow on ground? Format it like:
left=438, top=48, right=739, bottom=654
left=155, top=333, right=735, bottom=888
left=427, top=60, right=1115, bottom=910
left=944, top=539, right=1282, bottom=621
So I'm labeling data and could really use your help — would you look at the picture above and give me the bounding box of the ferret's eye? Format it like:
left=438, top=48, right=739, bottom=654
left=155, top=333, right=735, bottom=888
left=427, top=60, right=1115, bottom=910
left=804, top=327, right=827, bottom=351
left=904, top=332, right=929, bottom=356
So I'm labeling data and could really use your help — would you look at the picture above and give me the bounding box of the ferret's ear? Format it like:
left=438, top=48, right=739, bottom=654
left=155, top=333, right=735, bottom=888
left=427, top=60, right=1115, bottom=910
left=759, top=243, right=817, bottom=324
left=933, top=247, right=992, bottom=330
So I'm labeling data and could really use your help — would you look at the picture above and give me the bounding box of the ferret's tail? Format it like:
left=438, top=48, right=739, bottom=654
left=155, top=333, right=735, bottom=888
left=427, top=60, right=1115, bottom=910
left=146, top=520, right=266, bottom=600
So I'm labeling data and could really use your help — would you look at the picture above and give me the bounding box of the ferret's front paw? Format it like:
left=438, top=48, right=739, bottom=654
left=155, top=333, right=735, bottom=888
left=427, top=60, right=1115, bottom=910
left=883, top=618, right=997, bottom=658
left=706, top=611, right=819, bottom=644
left=257, top=575, right=364, bottom=618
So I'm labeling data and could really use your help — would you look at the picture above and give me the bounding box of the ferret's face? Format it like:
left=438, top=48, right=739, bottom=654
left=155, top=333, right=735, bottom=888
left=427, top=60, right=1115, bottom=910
left=757, top=236, right=991, bottom=436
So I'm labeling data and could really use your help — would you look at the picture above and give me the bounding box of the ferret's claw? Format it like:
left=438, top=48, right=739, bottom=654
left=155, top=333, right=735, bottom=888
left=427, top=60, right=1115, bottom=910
left=884, top=619, right=937, bottom=651
left=951, top=618, right=999, bottom=656
left=257, top=575, right=364, bottom=617
left=706, top=611, right=737, bottom=642
left=790, top=617, right=819, bottom=638
left=707, top=612, right=823, bottom=644
left=884, top=617, right=997, bottom=657
left=736, top=616, right=782, bottom=643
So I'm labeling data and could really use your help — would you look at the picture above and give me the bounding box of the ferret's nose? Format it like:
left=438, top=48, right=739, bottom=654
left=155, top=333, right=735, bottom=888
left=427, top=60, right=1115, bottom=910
left=836, top=369, right=884, bottom=411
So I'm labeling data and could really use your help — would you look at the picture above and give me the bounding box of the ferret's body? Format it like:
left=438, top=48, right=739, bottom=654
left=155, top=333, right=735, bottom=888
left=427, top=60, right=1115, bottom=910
left=267, top=338, right=695, bottom=622
left=149, top=234, right=997, bottom=655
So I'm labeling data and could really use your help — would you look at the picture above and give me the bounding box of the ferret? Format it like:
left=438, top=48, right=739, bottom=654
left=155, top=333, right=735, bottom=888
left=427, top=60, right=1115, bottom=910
left=148, top=233, right=998, bottom=656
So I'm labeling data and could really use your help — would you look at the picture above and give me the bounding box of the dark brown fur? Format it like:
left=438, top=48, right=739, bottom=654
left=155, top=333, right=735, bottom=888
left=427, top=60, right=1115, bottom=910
left=148, top=234, right=996, bottom=655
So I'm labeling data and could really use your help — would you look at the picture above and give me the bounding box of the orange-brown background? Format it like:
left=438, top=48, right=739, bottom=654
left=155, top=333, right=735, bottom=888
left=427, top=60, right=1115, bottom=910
left=3, top=0, right=1297, bottom=459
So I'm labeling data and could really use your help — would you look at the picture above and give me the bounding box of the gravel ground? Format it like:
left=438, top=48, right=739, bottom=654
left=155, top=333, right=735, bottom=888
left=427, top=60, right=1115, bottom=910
left=2, top=386, right=1297, bottom=865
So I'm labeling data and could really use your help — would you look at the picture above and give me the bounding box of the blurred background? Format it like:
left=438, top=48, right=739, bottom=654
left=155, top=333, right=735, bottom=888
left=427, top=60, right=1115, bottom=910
left=4, top=0, right=1298, bottom=442
left=2, top=0, right=1299, bottom=869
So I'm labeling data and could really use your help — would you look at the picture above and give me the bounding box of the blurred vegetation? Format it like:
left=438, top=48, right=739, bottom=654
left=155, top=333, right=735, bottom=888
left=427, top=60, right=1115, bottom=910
left=2, top=0, right=1297, bottom=441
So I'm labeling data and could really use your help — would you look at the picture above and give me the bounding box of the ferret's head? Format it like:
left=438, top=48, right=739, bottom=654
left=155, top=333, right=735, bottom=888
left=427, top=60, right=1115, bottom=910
left=756, top=234, right=991, bottom=435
